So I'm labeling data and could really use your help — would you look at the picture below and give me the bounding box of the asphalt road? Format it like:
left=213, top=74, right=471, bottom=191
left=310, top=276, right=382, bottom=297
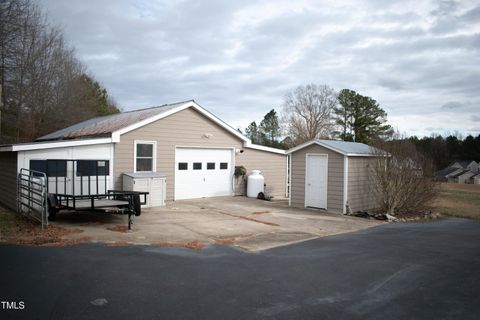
left=1, top=218, right=480, bottom=320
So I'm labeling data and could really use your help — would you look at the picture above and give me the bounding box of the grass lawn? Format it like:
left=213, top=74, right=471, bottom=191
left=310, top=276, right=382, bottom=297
left=432, top=183, right=480, bottom=219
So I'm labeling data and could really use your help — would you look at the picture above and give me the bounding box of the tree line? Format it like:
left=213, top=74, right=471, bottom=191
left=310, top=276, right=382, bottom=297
left=409, top=134, right=480, bottom=170
left=243, top=84, right=393, bottom=149
left=0, top=0, right=119, bottom=144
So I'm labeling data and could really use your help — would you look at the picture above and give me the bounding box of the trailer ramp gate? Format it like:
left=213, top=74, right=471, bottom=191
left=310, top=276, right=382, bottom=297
left=17, top=168, right=48, bottom=229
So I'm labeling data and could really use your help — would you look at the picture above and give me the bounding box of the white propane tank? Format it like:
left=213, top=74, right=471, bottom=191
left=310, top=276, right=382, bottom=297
left=247, top=170, right=265, bottom=198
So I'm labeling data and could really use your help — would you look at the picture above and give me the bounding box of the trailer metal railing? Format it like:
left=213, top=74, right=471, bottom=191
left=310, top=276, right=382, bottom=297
left=17, top=160, right=148, bottom=231
left=17, top=168, right=48, bottom=229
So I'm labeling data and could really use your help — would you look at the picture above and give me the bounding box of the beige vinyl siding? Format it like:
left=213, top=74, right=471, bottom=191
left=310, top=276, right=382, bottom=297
left=290, top=144, right=344, bottom=213
left=347, top=157, right=378, bottom=212
left=115, top=107, right=287, bottom=200
left=236, top=148, right=287, bottom=198
left=0, top=152, right=18, bottom=210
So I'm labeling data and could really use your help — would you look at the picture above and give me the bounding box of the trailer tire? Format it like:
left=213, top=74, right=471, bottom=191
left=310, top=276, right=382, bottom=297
left=47, top=201, right=57, bottom=221
left=133, top=194, right=141, bottom=216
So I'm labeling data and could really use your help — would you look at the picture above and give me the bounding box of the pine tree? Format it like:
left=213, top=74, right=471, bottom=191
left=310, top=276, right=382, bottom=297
left=245, top=121, right=261, bottom=144
left=334, top=89, right=393, bottom=144
left=259, top=109, right=280, bottom=146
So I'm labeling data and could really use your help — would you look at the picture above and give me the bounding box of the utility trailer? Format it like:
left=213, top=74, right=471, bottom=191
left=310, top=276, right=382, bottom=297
left=18, top=159, right=148, bottom=230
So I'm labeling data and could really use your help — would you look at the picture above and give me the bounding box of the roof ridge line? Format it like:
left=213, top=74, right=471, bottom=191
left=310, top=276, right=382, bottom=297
left=121, top=99, right=194, bottom=114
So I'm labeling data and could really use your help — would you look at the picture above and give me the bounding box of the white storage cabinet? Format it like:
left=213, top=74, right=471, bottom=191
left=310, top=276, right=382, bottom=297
left=122, top=172, right=166, bottom=208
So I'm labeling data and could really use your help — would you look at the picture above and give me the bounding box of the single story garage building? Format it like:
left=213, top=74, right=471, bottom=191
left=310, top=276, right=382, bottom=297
left=0, top=100, right=287, bottom=210
left=287, top=139, right=378, bottom=214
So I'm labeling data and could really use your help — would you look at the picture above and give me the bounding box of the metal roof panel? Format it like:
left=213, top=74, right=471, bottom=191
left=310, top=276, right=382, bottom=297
left=36, top=100, right=191, bottom=141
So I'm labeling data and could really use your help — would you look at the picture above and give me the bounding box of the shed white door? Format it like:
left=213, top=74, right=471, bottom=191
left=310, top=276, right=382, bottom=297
left=305, top=154, right=328, bottom=209
left=175, top=148, right=233, bottom=200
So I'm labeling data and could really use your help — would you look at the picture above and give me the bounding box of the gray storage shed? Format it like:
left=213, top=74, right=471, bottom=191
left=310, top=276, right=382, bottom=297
left=287, top=140, right=379, bottom=214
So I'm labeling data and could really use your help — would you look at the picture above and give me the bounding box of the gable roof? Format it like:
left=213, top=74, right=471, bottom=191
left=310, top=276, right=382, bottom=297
left=449, top=170, right=472, bottom=178
left=36, top=101, right=188, bottom=141
left=286, top=139, right=380, bottom=156
left=458, top=170, right=477, bottom=178
left=435, top=166, right=460, bottom=177
left=35, top=100, right=248, bottom=143
left=448, top=160, right=477, bottom=169
left=1, top=100, right=286, bottom=155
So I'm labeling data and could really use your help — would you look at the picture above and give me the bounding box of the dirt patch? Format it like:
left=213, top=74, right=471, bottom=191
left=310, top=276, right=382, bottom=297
left=0, top=211, right=88, bottom=246
left=215, top=238, right=236, bottom=245
left=45, top=236, right=93, bottom=247
left=155, top=240, right=205, bottom=250
left=217, top=210, right=280, bottom=226
left=81, top=221, right=103, bottom=226
left=252, top=211, right=270, bottom=215
left=107, top=225, right=129, bottom=233
left=242, top=216, right=279, bottom=226
left=105, top=241, right=130, bottom=247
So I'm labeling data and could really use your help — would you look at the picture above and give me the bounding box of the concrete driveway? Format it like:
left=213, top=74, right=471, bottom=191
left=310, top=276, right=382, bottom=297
left=54, top=196, right=379, bottom=251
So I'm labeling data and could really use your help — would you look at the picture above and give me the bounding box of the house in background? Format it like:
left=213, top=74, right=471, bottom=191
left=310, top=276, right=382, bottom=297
left=449, top=160, right=479, bottom=173
left=435, top=160, right=480, bottom=184
left=0, top=100, right=287, bottom=210
left=455, top=170, right=477, bottom=184
left=472, top=174, right=480, bottom=185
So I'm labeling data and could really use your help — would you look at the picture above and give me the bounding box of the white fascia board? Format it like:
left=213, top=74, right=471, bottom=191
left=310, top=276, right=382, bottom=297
left=244, top=142, right=286, bottom=155
left=6, top=138, right=113, bottom=152
left=112, top=101, right=249, bottom=143
left=346, top=153, right=378, bottom=157
left=286, top=140, right=348, bottom=155
left=285, top=140, right=317, bottom=154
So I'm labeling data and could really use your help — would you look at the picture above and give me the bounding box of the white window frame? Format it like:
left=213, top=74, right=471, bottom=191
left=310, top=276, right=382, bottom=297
left=134, top=140, right=157, bottom=172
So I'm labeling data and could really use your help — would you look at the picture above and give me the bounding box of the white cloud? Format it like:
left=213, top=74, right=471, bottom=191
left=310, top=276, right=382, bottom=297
left=37, top=0, right=480, bottom=136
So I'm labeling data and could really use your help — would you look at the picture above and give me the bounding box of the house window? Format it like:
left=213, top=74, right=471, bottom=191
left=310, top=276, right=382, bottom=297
left=193, top=162, right=202, bottom=170
left=76, top=160, right=110, bottom=176
left=178, top=162, right=188, bottom=170
left=30, top=160, right=67, bottom=177
left=207, top=162, right=215, bottom=170
left=220, top=162, right=228, bottom=170
left=135, top=141, right=156, bottom=172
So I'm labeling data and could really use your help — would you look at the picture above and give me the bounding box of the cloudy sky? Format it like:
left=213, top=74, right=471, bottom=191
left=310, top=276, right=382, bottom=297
left=38, top=0, right=480, bottom=137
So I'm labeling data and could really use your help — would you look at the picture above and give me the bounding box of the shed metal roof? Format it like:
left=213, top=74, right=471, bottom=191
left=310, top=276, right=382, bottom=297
left=287, top=139, right=380, bottom=156
left=36, top=100, right=190, bottom=141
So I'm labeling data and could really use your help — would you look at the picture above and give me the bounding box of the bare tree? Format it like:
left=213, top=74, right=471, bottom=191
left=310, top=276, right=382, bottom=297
left=0, top=0, right=119, bottom=143
left=370, top=139, right=438, bottom=216
left=281, top=84, right=337, bottom=145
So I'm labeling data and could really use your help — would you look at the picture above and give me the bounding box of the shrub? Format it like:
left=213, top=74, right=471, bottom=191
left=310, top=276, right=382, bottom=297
left=370, top=139, right=438, bottom=215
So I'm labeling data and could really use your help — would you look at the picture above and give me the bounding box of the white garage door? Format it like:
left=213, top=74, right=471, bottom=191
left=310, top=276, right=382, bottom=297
left=175, top=148, right=233, bottom=200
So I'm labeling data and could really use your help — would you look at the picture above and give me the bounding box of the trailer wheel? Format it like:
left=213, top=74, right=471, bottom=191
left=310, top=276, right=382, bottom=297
left=47, top=200, right=57, bottom=221
left=133, top=194, right=141, bottom=216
